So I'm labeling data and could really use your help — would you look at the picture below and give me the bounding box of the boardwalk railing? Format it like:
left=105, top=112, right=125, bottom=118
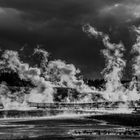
left=27, top=101, right=140, bottom=110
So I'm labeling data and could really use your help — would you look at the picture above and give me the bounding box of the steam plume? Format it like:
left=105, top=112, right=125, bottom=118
left=83, top=24, right=127, bottom=101
left=45, top=59, right=96, bottom=102
left=0, top=47, right=97, bottom=109
left=0, top=50, right=54, bottom=109
left=127, top=26, right=140, bottom=100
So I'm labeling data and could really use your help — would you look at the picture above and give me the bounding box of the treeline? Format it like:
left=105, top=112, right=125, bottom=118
left=0, top=69, right=131, bottom=89
left=0, top=68, right=33, bottom=87
left=84, top=79, right=131, bottom=89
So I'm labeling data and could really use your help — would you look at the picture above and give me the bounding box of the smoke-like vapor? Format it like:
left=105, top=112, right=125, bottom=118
left=0, top=25, right=140, bottom=113
left=44, top=59, right=96, bottom=102
left=0, top=50, right=54, bottom=109
left=83, top=24, right=127, bottom=101
left=33, top=47, right=50, bottom=70
left=45, top=60, right=81, bottom=87
left=82, top=24, right=103, bottom=38
left=0, top=47, right=97, bottom=109
left=131, top=26, right=140, bottom=80
left=127, top=26, right=140, bottom=100
left=28, top=80, right=54, bottom=103
left=0, top=82, right=28, bottom=110
left=101, top=36, right=127, bottom=101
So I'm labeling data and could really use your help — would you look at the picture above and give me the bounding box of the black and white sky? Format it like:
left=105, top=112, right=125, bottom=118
left=0, top=0, right=139, bottom=79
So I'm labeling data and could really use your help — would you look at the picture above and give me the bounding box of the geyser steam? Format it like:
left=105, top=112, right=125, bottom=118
left=83, top=24, right=126, bottom=101
left=0, top=48, right=95, bottom=109
left=83, top=24, right=140, bottom=102
left=0, top=24, right=140, bottom=111
left=127, top=26, right=140, bottom=100
left=0, top=50, right=54, bottom=109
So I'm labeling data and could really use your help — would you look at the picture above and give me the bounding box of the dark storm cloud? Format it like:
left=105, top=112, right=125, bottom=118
left=0, top=0, right=138, bottom=39
left=0, top=0, right=139, bottom=79
left=98, top=0, right=140, bottom=23
left=0, top=0, right=122, bottom=32
left=0, top=0, right=139, bottom=34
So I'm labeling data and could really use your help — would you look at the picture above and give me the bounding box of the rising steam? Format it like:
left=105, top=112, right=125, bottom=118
left=83, top=24, right=140, bottom=101
left=127, top=26, right=140, bottom=100
left=0, top=24, right=140, bottom=111
left=0, top=50, right=54, bottom=109
left=0, top=48, right=95, bottom=109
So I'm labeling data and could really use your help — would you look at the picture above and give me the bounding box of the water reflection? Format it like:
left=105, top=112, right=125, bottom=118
left=0, top=114, right=138, bottom=140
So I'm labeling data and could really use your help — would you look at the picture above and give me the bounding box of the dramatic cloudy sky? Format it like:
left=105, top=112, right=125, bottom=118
left=0, top=0, right=139, bottom=79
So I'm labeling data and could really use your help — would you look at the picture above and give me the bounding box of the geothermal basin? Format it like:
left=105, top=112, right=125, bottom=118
left=0, top=101, right=139, bottom=139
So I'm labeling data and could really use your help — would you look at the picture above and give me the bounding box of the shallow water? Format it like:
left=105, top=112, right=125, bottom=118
left=0, top=113, right=139, bottom=140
